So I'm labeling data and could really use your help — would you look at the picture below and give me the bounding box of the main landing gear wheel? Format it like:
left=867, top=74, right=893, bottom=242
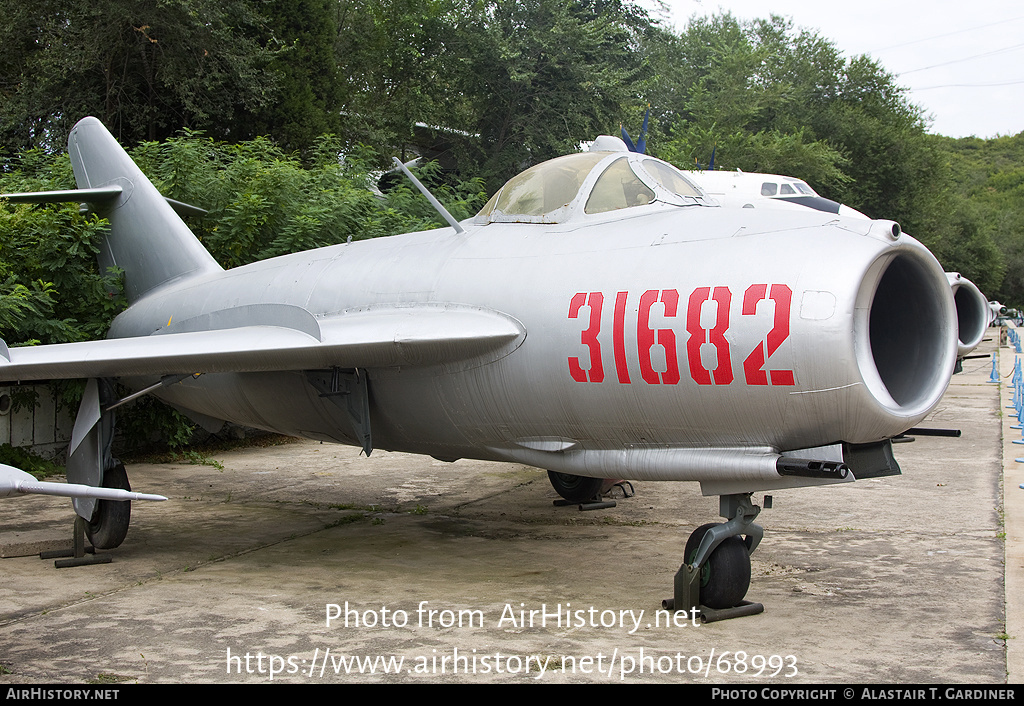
left=85, top=463, right=132, bottom=550
left=684, top=523, right=751, bottom=609
left=547, top=471, right=605, bottom=503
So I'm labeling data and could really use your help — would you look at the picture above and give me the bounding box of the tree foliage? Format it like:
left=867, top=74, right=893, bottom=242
left=459, top=0, right=650, bottom=189
left=235, top=0, right=345, bottom=153
left=333, top=0, right=479, bottom=157
left=928, top=133, right=1024, bottom=302
left=645, top=15, right=938, bottom=223
left=0, top=151, right=124, bottom=345
left=131, top=133, right=487, bottom=269
left=0, top=0, right=280, bottom=150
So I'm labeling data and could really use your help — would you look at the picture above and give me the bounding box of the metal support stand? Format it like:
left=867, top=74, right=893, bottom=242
left=552, top=480, right=634, bottom=511
left=40, top=516, right=112, bottom=568
left=609, top=481, right=635, bottom=498
left=552, top=497, right=616, bottom=511
left=579, top=499, right=616, bottom=511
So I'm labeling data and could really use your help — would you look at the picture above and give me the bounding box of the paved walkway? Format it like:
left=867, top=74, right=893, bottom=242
left=1000, top=325, right=1023, bottom=682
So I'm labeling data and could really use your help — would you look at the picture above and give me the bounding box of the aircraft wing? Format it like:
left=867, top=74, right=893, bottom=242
left=0, top=306, right=525, bottom=382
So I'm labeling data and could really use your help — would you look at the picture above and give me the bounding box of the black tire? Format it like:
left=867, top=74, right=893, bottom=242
left=684, top=522, right=751, bottom=609
left=86, top=463, right=131, bottom=550
left=547, top=471, right=604, bottom=503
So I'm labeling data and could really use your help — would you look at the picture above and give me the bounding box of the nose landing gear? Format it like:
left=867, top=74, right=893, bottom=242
left=664, top=494, right=765, bottom=622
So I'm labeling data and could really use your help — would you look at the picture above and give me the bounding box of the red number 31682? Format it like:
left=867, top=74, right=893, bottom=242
left=568, top=285, right=794, bottom=387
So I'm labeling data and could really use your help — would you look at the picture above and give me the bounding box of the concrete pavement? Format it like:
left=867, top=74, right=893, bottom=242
left=0, top=334, right=1011, bottom=683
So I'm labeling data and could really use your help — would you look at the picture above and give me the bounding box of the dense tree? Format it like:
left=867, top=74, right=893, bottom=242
left=234, top=0, right=346, bottom=153
left=331, top=0, right=480, bottom=161
left=131, top=131, right=487, bottom=269
left=929, top=132, right=1024, bottom=302
left=0, top=149, right=123, bottom=345
left=646, top=14, right=942, bottom=228
left=0, top=0, right=279, bottom=150
left=460, top=0, right=649, bottom=189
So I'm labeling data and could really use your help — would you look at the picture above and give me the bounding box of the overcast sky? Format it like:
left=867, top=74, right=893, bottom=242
left=644, top=0, right=1024, bottom=139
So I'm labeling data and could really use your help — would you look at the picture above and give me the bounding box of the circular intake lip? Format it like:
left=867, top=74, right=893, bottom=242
left=854, top=241, right=958, bottom=420
left=949, top=276, right=988, bottom=356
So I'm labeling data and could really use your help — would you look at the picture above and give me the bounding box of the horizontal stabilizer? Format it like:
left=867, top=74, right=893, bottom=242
left=0, top=186, right=123, bottom=204
left=0, top=464, right=167, bottom=501
left=0, top=306, right=525, bottom=382
left=0, top=187, right=206, bottom=216
left=164, top=197, right=207, bottom=217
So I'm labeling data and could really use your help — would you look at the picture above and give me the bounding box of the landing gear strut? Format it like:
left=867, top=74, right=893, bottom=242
left=664, top=493, right=765, bottom=622
left=67, top=379, right=132, bottom=550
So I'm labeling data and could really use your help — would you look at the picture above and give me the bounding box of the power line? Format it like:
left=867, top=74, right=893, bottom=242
left=872, top=14, right=1024, bottom=52
left=914, top=78, right=1024, bottom=90
left=901, top=40, right=1024, bottom=74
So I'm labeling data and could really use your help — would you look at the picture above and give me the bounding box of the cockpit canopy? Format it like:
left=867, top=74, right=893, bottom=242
left=759, top=179, right=816, bottom=197
left=475, top=150, right=708, bottom=225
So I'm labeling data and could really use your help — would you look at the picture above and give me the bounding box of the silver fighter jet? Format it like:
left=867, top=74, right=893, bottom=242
left=0, top=118, right=959, bottom=612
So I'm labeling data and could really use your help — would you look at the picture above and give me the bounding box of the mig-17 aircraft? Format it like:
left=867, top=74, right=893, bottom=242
left=681, top=168, right=989, bottom=362
left=686, top=168, right=870, bottom=221
left=620, top=124, right=990, bottom=365
left=0, top=117, right=959, bottom=613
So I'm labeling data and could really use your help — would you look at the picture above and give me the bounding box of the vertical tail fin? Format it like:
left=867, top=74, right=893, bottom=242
left=67, top=117, right=222, bottom=303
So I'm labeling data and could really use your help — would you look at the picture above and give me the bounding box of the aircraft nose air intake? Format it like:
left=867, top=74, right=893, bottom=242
left=858, top=246, right=957, bottom=416
left=947, top=274, right=989, bottom=357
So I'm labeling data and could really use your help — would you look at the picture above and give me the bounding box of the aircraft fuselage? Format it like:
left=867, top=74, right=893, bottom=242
left=110, top=203, right=955, bottom=492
